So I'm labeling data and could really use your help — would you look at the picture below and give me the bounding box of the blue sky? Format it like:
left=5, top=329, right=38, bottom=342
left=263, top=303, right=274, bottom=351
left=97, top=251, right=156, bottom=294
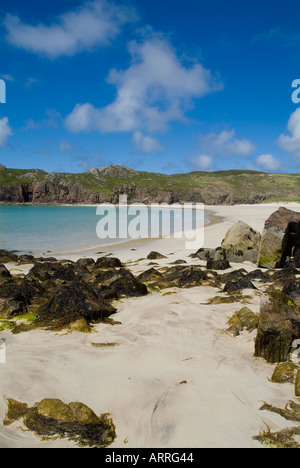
left=0, top=0, right=300, bottom=174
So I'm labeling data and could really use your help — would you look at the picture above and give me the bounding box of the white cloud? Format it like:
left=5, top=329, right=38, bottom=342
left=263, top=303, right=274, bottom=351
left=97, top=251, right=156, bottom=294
left=256, top=153, right=281, bottom=171
left=65, top=35, right=223, bottom=135
left=278, top=108, right=300, bottom=158
left=3, top=0, right=137, bottom=58
left=0, top=74, right=14, bottom=82
left=22, top=109, right=62, bottom=130
left=199, top=130, right=256, bottom=158
left=131, top=131, right=165, bottom=152
left=188, top=154, right=213, bottom=171
left=0, top=117, right=13, bottom=146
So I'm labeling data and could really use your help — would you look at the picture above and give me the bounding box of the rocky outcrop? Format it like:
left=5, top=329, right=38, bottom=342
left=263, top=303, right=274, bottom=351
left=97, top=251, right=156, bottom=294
left=1, top=166, right=300, bottom=205
left=258, top=207, right=300, bottom=269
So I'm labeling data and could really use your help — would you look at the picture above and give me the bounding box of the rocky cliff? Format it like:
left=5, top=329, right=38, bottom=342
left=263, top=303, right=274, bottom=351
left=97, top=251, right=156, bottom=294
left=0, top=165, right=299, bottom=205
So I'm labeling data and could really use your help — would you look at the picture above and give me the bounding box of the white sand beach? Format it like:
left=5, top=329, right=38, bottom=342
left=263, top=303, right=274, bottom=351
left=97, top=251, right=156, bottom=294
left=1, top=203, right=300, bottom=448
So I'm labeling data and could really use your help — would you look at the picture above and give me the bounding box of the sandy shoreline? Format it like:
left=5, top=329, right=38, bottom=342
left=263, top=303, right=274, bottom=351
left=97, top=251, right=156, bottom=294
left=1, top=202, right=300, bottom=448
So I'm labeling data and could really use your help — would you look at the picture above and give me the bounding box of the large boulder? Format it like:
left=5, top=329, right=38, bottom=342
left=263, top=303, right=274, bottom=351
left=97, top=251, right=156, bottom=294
left=258, top=207, right=300, bottom=269
left=222, top=220, right=261, bottom=251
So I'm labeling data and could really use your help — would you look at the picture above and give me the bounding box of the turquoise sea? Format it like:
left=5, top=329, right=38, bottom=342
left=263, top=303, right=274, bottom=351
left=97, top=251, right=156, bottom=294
left=0, top=205, right=206, bottom=255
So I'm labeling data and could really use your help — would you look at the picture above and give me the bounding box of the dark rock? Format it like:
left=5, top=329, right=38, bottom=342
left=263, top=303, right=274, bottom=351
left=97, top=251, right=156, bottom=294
left=0, top=250, right=19, bottom=263
left=0, top=263, right=11, bottom=279
left=255, top=289, right=300, bottom=363
left=28, top=262, right=77, bottom=283
left=76, top=258, right=95, bottom=268
left=137, top=268, right=163, bottom=283
left=94, top=257, right=122, bottom=269
left=147, top=251, right=167, bottom=260
left=223, top=277, right=257, bottom=293
left=282, top=281, right=300, bottom=304
left=164, top=265, right=207, bottom=288
left=206, top=259, right=231, bottom=270
left=258, top=207, right=300, bottom=269
left=221, top=269, right=247, bottom=283
left=39, top=280, right=116, bottom=328
left=226, top=307, right=259, bottom=336
left=18, top=254, right=35, bottom=264
left=246, top=269, right=270, bottom=282
left=94, top=268, right=148, bottom=300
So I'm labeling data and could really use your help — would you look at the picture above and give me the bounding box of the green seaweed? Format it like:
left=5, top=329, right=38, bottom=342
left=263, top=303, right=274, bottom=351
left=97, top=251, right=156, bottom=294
left=3, top=398, right=116, bottom=448
left=0, top=319, right=15, bottom=331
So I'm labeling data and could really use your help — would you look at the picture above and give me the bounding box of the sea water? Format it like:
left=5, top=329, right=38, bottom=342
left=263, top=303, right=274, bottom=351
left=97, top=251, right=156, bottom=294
left=0, top=205, right=206, bottom=255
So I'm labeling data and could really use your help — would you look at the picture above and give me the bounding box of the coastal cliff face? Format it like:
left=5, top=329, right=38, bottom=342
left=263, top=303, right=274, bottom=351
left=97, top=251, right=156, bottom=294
left=0, top=165, right=299, bottom=205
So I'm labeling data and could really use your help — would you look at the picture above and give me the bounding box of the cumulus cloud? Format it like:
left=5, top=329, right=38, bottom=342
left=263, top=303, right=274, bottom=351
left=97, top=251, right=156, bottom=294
left=131, top=131, right=165, bottom=153
left=0, top=117, right=13, bottom=146
left=278, top=108, right=300, bottom=158
left=3, top=0, right=137, bottom=58
left=65, top=35, right=223, bottom=135
left=198, top=130, right=256, bottom=158
left=256, top=153, right=281, bottom=172
left=188, top=154, right=213, bottom=171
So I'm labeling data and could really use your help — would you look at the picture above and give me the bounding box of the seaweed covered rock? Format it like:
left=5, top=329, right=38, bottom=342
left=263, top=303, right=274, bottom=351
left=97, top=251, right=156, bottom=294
left=206, top=259, right=231, bottom=270
left=226, top=307, right=259, bottom=336
left=164, top=265, right=207, bottom=288
left=3, top=398, right=116, bottom=448
left=0, top=279, right=45, bottom=318
left=94, top=257, right=122, bottom=268
left=137, top=268, right=163, bottom=283
left=255, top=289, right=300, bottom=363
left=296, top=370, right=300, bottom=397
left=137, top=265, right=208, bottom=290
left=0, top=255, right=148, bottom=332
left=0, top=263, right=11, bottom=280
left=93, top=268, right=148, bottom=300
left=223, top=277, right=257, bottom=293
left=271, top=362, right=299, bottom=383
left=147, top=251, right=167, bottom=260
left=0, top=250, right=19, bottom=264
left=39, top=280, right=116, bottom=329
left=28, top=261, right=77, bottom=283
